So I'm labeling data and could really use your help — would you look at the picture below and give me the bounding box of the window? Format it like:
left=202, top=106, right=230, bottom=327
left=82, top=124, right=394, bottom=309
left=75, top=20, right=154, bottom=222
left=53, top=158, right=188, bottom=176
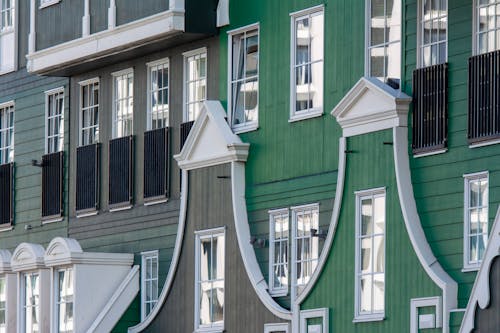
left=46, top=88, right=64, bottom=154
left=79, top=79, right=99, bottom=146
left=355, top=188, right=385, bottom=321
left=141, top=251, right=159, bottom=320
left=419, top=0, right=447, bottom=67
left=184, top=49, right=207, bottom=122
left=475, top=0, right=500, bottom=54
left=56, top=268, right=73, bottom=333
left=0, top=0, right=15, bottom=74
left=147, top=59, right=169, bottom=130
left=0, top=102, right=14, bottom=165
left=229, top=25, right=259, bottom=132
left=269, top=209, right=289, bottom=296
left=195, top=228, right=225, bottom=332
left=299, top=308, right=329, bottom=333
left=0, top=276, right=5, bottom=332
left=23, top=272, right=40, bottom=333
left=112, top=69, right=134, bottom=138
left=291, top=7, right=324, bottom=120
left=264, top=323, right=289, bottom=333
left=463, top=172, right=489, bottom=270
left=367, top=0, right=401, bottom=85
left=292, top=204, right=319, bottom=290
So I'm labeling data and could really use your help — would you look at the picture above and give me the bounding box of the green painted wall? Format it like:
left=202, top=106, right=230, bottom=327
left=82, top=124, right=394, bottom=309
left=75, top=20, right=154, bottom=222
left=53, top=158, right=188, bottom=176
left=301, top=130, right=441, bottom=332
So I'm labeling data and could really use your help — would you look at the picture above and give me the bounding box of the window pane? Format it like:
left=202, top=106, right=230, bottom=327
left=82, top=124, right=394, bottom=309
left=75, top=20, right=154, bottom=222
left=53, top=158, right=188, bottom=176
left=360, top=276, right=372, bottom=313
left=373, top=274, right=385, bottom=311
left=361, top=199, right=373, bottom=236
left=310, top=13, right=323, bottom=62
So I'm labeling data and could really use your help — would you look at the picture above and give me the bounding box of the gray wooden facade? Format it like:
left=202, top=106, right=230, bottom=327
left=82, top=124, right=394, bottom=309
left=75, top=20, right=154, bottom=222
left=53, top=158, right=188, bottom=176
left=472, top=257, right=500, bottom=333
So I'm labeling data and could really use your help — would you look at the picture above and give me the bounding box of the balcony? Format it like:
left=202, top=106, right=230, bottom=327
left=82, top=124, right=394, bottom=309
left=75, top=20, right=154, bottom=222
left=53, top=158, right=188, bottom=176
left=0, top=163, right=13, bottom=227
left=41, top=152, right=64, bottom=221
left=76, top=143, right=100, bottom=215
left=144, top=127, right=170, bottom=202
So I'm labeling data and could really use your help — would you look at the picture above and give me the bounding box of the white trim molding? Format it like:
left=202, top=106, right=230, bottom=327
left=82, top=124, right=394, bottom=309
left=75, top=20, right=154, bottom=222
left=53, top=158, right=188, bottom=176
left=410, top=296, right=443, bottom=333
left=216, top=0, right=229, bottom=27
left=11, top=243, right=46, bottom=272
left=331, top=77, right=411, bottom=137
left=26, top=9, right=185, bottom=74
left=264, top=322, right=290, bottom=333
left=459, top=206, right=500, bottom=333
left=299, top=308, right=328, bottom=333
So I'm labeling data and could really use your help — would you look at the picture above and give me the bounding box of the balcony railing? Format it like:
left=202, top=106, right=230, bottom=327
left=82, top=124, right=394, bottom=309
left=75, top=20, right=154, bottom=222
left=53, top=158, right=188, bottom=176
left=109, top=136, right=134, bottom=208
left=412, top=63, right=448, bottom=154
left=76, top=143, right=100, bottom=213
left=468, top=50, right=500, bottom=144
left=144, top=127, right=170, bottom=201
left=0, top=163, right=13, bottom=225
left=42, top=152, right=64, bottom=219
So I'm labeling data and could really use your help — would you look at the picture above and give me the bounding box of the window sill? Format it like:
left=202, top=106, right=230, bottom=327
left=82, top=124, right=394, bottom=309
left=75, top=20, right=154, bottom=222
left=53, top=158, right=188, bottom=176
left=413, top=148, right=447, bottom=158
left=462, top=266, right=480, bottom=273
left=232, top=123, right=259, bottom=134
left=469, top=138, right=500, bottom=149
left=109, top=204, right=133, bottom=213
left=39, top=0, right=61, bottom=9
left=0, top=224, right=13, bottom=233
left=144, top=197, right=168, bottom=206
left=41, top=216, right=64, bottom=225
left=269, top=289, right=288, bottom=297
left=352, top=314, right=385, bottom=323
left=76, top=210, right=98, bottom=218
left=195, top=327, right=224, bottom=333
left=288, top=110, right=323, bottom=123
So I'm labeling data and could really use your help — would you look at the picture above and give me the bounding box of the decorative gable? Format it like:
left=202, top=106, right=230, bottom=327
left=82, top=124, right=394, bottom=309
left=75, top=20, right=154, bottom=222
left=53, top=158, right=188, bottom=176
left=331, top=77, right=412, bottom=137
left=175, top=100, right=249, bottom=170
left=11, top=243, right=45, bottom=272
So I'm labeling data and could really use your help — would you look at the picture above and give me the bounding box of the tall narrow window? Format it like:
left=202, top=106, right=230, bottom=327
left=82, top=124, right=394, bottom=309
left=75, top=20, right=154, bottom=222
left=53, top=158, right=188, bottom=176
left=269, top=209, right=289, bottom=296
left=147, top=59, right=169, bottom=130
left=292, top=204, right=319, bottom=291
left=367, top=0, right=401, bottom=85
left=23, top=272, right=40, bottom=333
left=0, top=0, right=15, bottom=74
left=419, top=0, right=447, bottom=67
left=56, top=268, right=74, bottom=333
left=464, top=172, right=489, bottom=270
left=0, top=276, right=5, bottom=332
left=184, top=49, right=207, bottom=122
left=355, top=188, right=385, bottom=321
left=229, top=25, right=259, bottom=131
left=112, top=69, right=134, bottom=138
left=291, top=7, right=324, bottom=120
left=46, top=88, right=64, bottom=154
left=195, top=228, right=225, bottom=331
left=0, top=102, right=14, bottom=165
left=475, top=0, right=500, bottom=54
left=79, top=79, right=99, bottom=146
left=141, top=251, right=159, bottom=320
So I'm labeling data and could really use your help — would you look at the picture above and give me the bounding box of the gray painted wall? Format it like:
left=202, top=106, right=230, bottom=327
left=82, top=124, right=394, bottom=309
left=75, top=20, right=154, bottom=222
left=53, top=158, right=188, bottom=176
left=116, top=0, right=169, bottom=26
left=473, top=256, right=500, bottom=333
left=90, top=0, right=110, bottom=35
left=143, top=164, right=285, bottom=333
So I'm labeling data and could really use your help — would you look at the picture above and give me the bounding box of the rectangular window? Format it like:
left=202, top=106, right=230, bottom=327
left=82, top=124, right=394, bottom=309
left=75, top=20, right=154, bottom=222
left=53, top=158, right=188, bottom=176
left=56, top=268, right=74, bottom=333
left=419, top=0, right=447, bottom=67
left=475, top=0, right=500, bottom=54
left=291, top=7, right=324, bottom=120
left=147, top=59, right=169, bottom=130
left=141, top=251, right=159, bottom=320
left=292, top=204, right=319, bottom=290
left=0, top=276, right=5, bottom=332
left=0, top=102, right=14, bottom=165
left=229, top=25, right=259, bottom=131
left=23, top=272, right=40, bottom=333
left=367, top=0, right=401, bottom=85
left=464, top=172, right=489, bottom=270
left=195, top=228, right=225, bottom=332
left=0, top=0, right=15, bottom=74
left=112, top=69, right=134, bottom=138
left=184, top=49, right=207, bottom=122
left=355, top=188, right=385, bottom=321
left=0, top=0, right=14, bottom=31
left=79, top=79, right=99, bottom=146
left=46, top=88, right=64, bottom=154
left=269, top=209, right=289, bottom=296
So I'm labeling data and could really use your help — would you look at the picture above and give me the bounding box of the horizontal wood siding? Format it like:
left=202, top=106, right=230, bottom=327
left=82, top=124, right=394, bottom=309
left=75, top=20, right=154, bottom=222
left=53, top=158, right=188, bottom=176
left=115, top=0, right=169, bottom=26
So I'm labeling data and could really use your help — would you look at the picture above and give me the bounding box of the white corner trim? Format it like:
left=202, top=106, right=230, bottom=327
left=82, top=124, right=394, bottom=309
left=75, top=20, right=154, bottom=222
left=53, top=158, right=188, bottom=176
left=87, top=265, right=140, bottom=332
left=459, top=206, right=500, bottom=333
left=128, top=169, right=189, bottom=332
left=295, top=137, right=346, bottom=305
left=410, top=296, right=443, bottom=333
left=393, top=126, right=457, bottom=333
left=216, top=0, right=229, bottom=27
left=299, top=308, right=329, bottom=333
left=26, top=10, right=185, bottom=74
left=231, top=161, right=292, bottom=320
left=264, top=322, right=290, bottom=333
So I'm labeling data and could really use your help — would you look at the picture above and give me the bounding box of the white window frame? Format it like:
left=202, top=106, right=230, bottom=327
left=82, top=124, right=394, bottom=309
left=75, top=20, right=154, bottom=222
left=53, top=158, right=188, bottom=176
left=194, top=227, right=225, bottom=333
left=268, top=208, right=289, bottom=297
left=299, top=308, right=329, bottom=333
left=410, top=296, right=443, bottom=333
left=112, top=68, right=134, bottom=139
left=354, top=187, right=385, bottom=322
left=39, top=0, right=61, bottom=9
left=290, top=203, right=319, bottom=301
left=417, top=0, right=448, bottom=68
left=53, top=266, right=74, bottom=333
left=473, top=0, right=500, bottom=55
left=45, top=87, right=65, bottom=154
left=290, top=5, right=324, bottom=122
left=264, top=322, right=290, bottom=333
left=141, top=250, right=159, bottom=320
left=227, top=23, right=260, bottom=133
left=0, top=275, right=6, bottom=332
left=0, top=0, right=17, bottom=75
left=463, top=171, right=489, bottom=271
left=78, top=78, right=100, bottom=146
left=0, top=100, right=14, bottom=165
left=183, top=47, right=207, bottom=123
left=146, top=58, right=170, bottom=130
left=21, top=271, right=41, bottom=333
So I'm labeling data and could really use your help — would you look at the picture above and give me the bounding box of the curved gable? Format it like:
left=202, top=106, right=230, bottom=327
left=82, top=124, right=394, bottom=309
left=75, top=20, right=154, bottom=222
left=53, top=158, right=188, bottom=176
left=11, top=243, right=45, bottom=272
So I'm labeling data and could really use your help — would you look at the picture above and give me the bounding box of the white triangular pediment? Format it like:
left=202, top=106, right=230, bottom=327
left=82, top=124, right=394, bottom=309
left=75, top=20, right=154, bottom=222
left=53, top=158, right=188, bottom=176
left=175, top=101, right=249, bottom=170
left=331, top=77, right=412, bottom=137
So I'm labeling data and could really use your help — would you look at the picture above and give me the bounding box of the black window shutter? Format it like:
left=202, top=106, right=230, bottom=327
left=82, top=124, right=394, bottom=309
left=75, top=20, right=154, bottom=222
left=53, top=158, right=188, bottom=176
left=109, top=135, right=134, bottom=207
left=0, top=163, right=13, bottom=225
left=42, top=151, right=64, bottom=218
left=76, top=143, right=100, bottom=212
left=144, top=127, right=170, bottom=201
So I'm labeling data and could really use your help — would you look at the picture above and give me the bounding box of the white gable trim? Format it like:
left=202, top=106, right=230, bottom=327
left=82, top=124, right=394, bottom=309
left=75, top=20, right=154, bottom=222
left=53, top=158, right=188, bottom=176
left=175, top=100, right=249, bottom=170
left=11, top=243, right=45, bottom=271
left=332, top=77, right=411, bottom=137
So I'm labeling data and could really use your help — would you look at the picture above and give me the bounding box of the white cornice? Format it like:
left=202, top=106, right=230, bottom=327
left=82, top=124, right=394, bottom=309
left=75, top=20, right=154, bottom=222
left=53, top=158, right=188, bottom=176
left=331, top=77, right=412, bottom=137
left=26, top=9, right=185, bottom=74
